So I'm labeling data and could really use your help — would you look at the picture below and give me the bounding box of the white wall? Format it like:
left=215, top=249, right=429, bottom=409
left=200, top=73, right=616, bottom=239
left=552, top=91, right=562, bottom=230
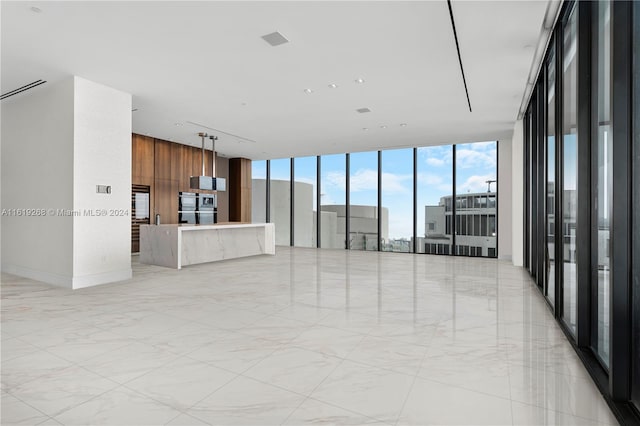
left=511, top=120, right=524, bottom=266
left=498, top=138, right=513, bottom=261
left=72, top=77, right=132, bottom=288
left=1, top=78, right=75, bottom=286
left=1, top=77, right=132, bottom=288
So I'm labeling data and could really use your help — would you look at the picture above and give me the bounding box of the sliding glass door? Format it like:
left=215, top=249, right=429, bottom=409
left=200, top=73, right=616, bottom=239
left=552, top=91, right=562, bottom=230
left=561, top=5, right=578, bottom=335
left=631, top=0, right=640, bottom=412
left=593, top=0, right=612, bottom=369
left=546, top=44, right=557, bottom=306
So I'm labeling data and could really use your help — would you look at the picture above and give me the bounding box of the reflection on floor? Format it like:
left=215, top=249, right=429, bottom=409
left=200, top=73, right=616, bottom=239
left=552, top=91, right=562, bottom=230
left=1, top=247, right=618, bottom=425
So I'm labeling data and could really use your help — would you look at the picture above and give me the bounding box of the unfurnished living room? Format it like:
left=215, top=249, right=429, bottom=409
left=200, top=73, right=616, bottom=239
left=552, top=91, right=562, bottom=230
left=1, top=1, right=639, bottom=425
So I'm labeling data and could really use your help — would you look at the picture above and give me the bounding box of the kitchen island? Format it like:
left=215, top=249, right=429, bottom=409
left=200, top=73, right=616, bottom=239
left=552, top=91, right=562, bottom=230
left=139, top=223, right=275, bottom=269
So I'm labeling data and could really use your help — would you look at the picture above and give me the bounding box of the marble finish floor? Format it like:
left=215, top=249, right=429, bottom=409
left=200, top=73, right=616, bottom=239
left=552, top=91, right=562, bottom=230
left=1, top=247, right=618, bottom=425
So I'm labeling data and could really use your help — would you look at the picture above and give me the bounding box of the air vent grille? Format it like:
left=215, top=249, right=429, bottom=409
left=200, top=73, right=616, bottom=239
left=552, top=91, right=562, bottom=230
left=261, top=31, right=289, bottom=47
left=1, top=80, right=47, bottom=100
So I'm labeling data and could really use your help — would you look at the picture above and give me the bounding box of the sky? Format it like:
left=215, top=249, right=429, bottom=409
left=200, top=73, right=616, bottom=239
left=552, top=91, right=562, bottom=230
left=253, top=141, right=498, bottom=240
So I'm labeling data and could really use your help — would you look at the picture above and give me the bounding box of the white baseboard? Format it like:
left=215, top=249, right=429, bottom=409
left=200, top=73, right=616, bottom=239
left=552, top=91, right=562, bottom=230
left=72, top=269, right=132, bottom=289
left=1, top=263, right=72, bottom=288
left=1, top=263, right=132, bottom=289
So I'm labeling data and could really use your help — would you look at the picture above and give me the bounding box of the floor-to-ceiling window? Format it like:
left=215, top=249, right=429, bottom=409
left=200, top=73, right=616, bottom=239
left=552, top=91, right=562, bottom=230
left=320, top=154, right=346, bottom=249
left=269, top=158, right=291, bottom=246
left=546, top=44, right=557, bottom=305
left=293, top=156, right=317, bottom=248
left=251, top=160, right=267, bottom=223
left=348, top=151, right=378, bottom=251
left=522, top=1, right=638, bottom=419
left=631, top=0, right=640, bottom=412
left=594, top=0, right=611, bottom=368
left=381, top=148, right=413, bottom=252
left=454, top=142, right=498, bottom=257
left=562, top=5, right=578, bottom=334
left=416, top=145, right=453, bottom=255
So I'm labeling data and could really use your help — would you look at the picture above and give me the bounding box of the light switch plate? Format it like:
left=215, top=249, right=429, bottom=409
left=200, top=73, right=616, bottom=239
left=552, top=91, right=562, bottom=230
left=96, top=185, right=111, bottom=194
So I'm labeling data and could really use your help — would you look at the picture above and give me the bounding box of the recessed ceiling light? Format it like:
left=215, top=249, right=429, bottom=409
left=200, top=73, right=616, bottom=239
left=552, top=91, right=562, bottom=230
left=328, top=83, right=338, bottom=89
left=400, top=123, right=407, bottom=127
left=362, top=128, right=369, bottom=131
left=30, top=6, right=42, bottom=13
left=261, top=31, right=289, bottom=47
left=356, top=107, right=371, bottom=113
left=304, top=88, right=314, bottom=94
left=355, top=78, right=365, bottom=84
left=380, top=125, right=387, bottom=129
left=174, top=123, right=183, bottom=127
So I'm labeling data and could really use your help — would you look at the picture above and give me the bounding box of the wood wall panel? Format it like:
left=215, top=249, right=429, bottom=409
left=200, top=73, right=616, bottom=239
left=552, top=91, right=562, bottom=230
left=132, top=134, right=154, bottom=185
left=216, top=157, right=229, bottom=222
left=131, top=134, right=230, bottom=226
left=154, top=140, right=172, bottom=181
left=154, top=178, right=172, bottom=224
left=192, top=146, right=204, bottom=178
left=170, top=143, right=184, bottom=184
left=181, top=146, right=193, bottom=192
left=229, top=158, right=252, bottom=223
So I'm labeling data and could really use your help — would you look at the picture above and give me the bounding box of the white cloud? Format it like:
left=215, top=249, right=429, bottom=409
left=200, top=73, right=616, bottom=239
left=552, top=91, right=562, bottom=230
left=457, top=174, right=496, bottom=194
left=455, top=148, right=497, bottom=170
left=425, top=157, right=445, bottom=167
left=381, top=172, right=411, bottom=194
left=324, top=169, right=410, bottom=194
left=417, top=172, right=443, bottom=186
left=349, top=169, right=378, bottom=192
left=467, top=141, right=496, bottom=151
left=325, top=171, right=346, bottom=191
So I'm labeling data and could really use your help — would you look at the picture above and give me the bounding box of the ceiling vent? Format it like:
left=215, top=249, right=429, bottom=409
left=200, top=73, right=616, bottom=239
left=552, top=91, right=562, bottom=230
left=261, top=31, right=289, bottom=47
left=356, top=108, right=371, bottom=113
left=1, top=80, right=47, bottom=101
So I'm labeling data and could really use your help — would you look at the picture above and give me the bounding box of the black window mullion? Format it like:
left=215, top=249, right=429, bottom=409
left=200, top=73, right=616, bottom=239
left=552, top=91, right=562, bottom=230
left=555, top=27, right=564, bottom=318
left=316, top=156, right=321, bottom=248
left=609, top=0, right=632, bottom=401
left=345, top=153, right=350, bottom=250
left=531, top=91, right=539, bottom=281
left=537, top=79, right=546, bottom=289
left=290, top=158, right=294, bottom=247
left=377, top=151, right=382, bottom=251
left=576, top=0, right=593, bottom=348
left=452, top=145, right=457, bottom=254
left=413, top=148, right=417, bottom=254
left=266, top=159, right=271, bottom=223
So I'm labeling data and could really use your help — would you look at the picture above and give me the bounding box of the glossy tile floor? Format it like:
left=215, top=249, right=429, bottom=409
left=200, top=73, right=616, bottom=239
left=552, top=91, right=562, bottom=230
left=1, top=247, right=618, bottom=425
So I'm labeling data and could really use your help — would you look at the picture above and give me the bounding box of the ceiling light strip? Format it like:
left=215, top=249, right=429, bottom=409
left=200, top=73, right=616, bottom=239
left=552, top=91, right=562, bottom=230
left=446, top=0, right=472, bottom=113
left=1, top=79, right=47, bottom=100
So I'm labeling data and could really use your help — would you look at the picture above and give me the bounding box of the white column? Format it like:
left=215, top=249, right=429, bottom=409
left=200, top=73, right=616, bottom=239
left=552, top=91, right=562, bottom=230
left=511, top=119, right=524, bottom=266
left=498, top=138, right=513, bottom=261
left=1, top=76, right=132, bottom=288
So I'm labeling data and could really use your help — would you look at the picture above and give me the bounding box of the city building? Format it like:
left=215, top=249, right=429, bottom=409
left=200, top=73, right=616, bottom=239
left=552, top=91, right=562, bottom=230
left=422, top=192, right=497, bottom=257
left=1, top=1, right=639, bottom=425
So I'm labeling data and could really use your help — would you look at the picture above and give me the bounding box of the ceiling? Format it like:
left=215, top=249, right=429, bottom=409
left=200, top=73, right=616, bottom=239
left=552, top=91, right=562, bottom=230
left=1, top=1, right=549, bottom=160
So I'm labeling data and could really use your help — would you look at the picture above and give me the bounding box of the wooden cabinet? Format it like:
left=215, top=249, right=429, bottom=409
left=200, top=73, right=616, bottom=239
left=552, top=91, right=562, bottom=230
left=229, top=158, right=252, bottom=223
left=131, top=134, right=231, bottom=227
left=132, top=134, right=154, bottom=185
left=216, top=156, right=230, bottom=222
